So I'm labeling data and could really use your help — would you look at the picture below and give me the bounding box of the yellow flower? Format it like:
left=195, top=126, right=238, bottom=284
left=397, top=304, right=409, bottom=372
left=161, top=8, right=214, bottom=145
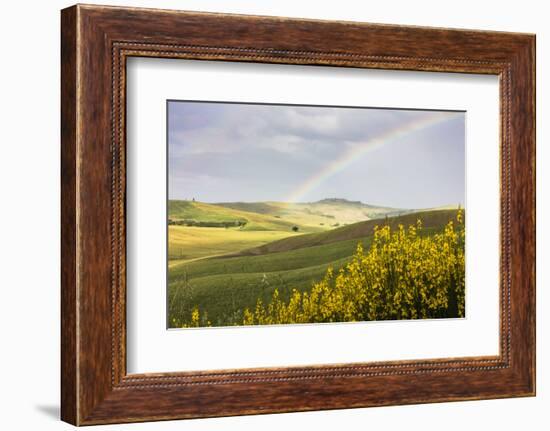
left=242, top=214, right=465, bottom=325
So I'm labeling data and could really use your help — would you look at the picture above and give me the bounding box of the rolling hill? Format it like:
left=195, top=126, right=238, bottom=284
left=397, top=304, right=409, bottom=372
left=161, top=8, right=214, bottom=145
left=168, top=200, right=323, bottom=262
left=216, top=198, right=409, bottom=227
left=167, top=199, right=416, bottom=263
left=168, top=208, right=460, bottom=327
left=229, top=208, right=459, bottom=256
left=168, top=200, right=307, bottom=232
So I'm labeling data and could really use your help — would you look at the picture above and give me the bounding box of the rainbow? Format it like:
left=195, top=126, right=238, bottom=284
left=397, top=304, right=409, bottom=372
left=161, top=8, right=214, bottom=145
left=286, top=111, right=462, bottom=203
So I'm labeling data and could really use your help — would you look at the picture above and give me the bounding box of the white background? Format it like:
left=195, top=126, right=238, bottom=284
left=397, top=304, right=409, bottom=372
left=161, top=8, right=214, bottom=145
left=0, top=0, right=546, bottom=430
left=127, top=59, right=499, bottom=373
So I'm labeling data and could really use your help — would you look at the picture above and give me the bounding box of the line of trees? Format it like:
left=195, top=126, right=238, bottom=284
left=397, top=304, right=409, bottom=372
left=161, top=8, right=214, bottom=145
left=168, top=219, right=247, bottom=228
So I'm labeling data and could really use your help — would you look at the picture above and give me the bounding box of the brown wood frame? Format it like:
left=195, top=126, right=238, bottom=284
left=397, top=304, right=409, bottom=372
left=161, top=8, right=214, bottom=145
left=61, top=4, right=536, bottom=426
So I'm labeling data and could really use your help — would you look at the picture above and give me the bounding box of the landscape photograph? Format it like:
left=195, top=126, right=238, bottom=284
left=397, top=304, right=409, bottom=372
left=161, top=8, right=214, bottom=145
left=167, top=101, right=465, bottom=328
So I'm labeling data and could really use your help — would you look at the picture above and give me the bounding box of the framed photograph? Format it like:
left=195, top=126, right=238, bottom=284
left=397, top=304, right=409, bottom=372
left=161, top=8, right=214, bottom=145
left=61, top=4, right=535, bottom=425
left=164, top=101, right=466, bottom=329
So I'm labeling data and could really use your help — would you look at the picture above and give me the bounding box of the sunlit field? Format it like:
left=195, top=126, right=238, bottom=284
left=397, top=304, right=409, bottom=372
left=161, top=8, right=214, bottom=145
left=168, top=199, right=464, bottom=328
left=167, top=101, right=465, bottom=328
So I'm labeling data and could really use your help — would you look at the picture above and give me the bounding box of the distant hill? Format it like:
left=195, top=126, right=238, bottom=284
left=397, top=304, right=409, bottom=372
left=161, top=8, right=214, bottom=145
left=216, top=198, right=409, bottom=228
left=212, top=201, right=280, bottom=215
left=168, top=199, right=459, bottom=238
left=314, top=198, right=386, bottom=208
left=168, top=200, right=316, bottom=232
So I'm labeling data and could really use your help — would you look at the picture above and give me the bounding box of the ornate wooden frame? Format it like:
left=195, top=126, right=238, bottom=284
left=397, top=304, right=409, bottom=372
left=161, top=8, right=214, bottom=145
left=61, top=4, right=535, bottom=425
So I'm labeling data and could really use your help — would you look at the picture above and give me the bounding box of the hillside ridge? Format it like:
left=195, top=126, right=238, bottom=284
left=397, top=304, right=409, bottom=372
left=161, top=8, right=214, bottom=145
left=222, top=208, right=460, bottom=258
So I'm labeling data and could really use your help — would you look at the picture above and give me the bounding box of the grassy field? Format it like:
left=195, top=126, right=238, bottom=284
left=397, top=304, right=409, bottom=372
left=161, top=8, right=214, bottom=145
left=167, top=198, right=403, bottom=263
left=167, top=200, right=459, bottom=327
left=230, top=209, right=458, bottom=257
left=169, top=200, right=317, bottom=232
left=168, top=200, right=318, bottom=263
left=217, top=198, right=409, bottom=228
left=168, top=201, right=329, bottom=267
left=168, top=226, right=299, bottom=264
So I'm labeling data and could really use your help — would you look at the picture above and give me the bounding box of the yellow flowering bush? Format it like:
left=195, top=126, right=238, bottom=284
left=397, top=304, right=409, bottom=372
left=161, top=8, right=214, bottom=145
left=172, top=305, right=211, bottom=328
left=242, top=210, right=465, bottom=325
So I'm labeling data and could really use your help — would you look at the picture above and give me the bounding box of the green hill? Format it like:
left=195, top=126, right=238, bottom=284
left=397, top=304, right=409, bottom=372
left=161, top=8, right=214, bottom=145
left=168, top=200, right=322, bottom=263
left=217, top=198, right=408, bottom=228
left=167, top=199, right=416, bottom=263
left=168, top=208, right=460, bottom=327
left=229, top=209, right=459, bottom=257
left=168, top=200, right=319, bottom=232
left=213, top=201, right=281, bottom=215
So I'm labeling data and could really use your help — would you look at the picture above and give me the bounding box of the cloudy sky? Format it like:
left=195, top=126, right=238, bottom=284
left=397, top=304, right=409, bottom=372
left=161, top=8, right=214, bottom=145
left=168, top=101, right=465, bottom=209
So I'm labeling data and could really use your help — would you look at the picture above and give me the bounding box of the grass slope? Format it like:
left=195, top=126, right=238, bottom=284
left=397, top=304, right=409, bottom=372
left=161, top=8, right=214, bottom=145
left=217, top=198, right=408, bottom=228
left=168, top=200, right=320, bottom=262
left=169, top=200, right=325, bottom=232
left=231, top=209, right=459, bottom=256
left=168, top=209, right=458, bottom=326
left=169, top=256, right=354, bottom=326
left=168, top=226, right=299, bottom=263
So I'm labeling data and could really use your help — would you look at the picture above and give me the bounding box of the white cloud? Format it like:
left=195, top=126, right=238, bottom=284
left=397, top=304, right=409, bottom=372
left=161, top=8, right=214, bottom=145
left=167, top=102, right=464, bottom=206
